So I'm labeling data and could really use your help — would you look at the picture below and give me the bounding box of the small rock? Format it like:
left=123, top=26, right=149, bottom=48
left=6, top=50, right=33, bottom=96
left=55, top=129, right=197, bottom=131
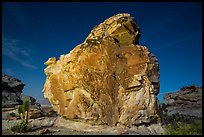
left=55, top=129, right=60, bottom=132
left=39, top=128, right=52, bottom=134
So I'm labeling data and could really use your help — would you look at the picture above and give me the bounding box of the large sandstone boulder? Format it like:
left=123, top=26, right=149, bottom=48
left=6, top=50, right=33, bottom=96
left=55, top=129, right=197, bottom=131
left=43, top=13, right=162, bottom=127
left=164, top=85, right=202, bottom=117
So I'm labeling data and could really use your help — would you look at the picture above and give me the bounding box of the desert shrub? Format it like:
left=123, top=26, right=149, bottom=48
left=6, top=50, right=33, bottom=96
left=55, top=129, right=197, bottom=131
left=9, top=112, right=17, bottom=117
left=23, top=99, right=30, bottom=123
left=164, top=112, right=202, bottom=135
left=17, top=99, right=30, bottom=124
left=18, top=105, right=24, bottom=113
left=11, top=99, right=31, bottom=133
left=166, top=120, right=202, bottom=135
left=23, top=99, right=30, bottom=112
left=10, top=122, right=31, bottom=133
left=190, top=120, right=202, bottom=135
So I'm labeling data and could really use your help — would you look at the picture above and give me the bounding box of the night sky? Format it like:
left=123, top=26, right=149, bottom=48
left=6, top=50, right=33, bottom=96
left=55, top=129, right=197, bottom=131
left=2, top=2, right=202, bottom=104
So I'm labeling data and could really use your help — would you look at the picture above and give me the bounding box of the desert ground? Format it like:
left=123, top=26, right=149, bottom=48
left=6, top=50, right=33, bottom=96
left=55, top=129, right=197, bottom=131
left=2, top=105, right=164, bottom=135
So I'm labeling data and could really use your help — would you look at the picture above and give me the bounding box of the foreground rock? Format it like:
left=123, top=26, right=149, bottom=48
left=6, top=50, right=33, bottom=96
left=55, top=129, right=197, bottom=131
left=164, top=85, right=202, bottom=117
left=43, top=13, right=162, bottom=127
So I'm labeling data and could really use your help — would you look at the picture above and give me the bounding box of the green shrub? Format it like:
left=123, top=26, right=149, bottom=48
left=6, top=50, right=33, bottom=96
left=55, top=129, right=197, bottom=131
left=17, top=99, right=30, bottom=124
left=18, top=105, right=24, bottom=114
left=166, top=121, right=202, bottom=135
left=10, top=122, right=31, bottom=133
left=190, top=120, right=202, bottom=135
left=11, top=99, right=31, bottom=133
left=23, top=99, right=30, bottom=112
left=23, top=100, right=30, bottom=124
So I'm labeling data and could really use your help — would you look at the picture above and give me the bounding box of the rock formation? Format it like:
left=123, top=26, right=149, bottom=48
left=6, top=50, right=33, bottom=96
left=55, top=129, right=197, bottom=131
left=43, top=13, right=162, bottom=127
left=2, top=74, right=58, bottom=123
left=2, top=74, right=36, bottom=108
left=164, top=85, right=202, bottom=117
left=2, top=74, right=25, bottom=108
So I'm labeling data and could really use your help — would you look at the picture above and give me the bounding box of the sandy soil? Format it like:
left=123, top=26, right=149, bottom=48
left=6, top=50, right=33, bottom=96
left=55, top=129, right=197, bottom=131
left=2, top=116, right=165, bottom=135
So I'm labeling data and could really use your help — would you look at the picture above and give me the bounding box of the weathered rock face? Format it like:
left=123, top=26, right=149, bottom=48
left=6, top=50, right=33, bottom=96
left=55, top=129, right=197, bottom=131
left=164, top=85, right=202, bottom=117
left=2, top=74, right=25, bottom=107
left=43, top=13, right=162, bottom=127
left=2, top=74, right=36, bottom=108
left=2, top=74, right=25, bottom=93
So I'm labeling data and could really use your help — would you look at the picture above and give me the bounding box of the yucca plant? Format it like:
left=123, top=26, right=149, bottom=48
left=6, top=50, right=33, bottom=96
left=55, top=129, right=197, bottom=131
left=18, top=105, right=24, bottom=122
left=12, top=99, right=31, bottom=133
left=17, top=99, right=30, bottom=124
left=23, top=99, right=30, bottom=124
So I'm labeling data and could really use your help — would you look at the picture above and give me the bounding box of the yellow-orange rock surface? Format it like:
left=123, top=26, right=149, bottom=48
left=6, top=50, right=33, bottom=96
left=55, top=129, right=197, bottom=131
left=43, top=13, right=162, bottom=127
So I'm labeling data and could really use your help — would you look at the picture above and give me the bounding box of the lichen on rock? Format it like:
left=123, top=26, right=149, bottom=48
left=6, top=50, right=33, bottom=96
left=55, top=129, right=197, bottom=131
left=43, top=13, right=162, bottom=127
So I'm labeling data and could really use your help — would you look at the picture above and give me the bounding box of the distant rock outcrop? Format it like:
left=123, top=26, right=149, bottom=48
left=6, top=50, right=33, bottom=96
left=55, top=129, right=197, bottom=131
left=43, top=13, right=162, bottom=127
left=164, top=85, right=202, bottom=117
left=2, top=74, right=36, bottom=108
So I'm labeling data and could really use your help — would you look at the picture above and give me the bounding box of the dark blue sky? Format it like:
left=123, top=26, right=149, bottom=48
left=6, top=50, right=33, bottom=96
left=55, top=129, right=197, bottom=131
left=2, top=2, right=202, bottom=103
